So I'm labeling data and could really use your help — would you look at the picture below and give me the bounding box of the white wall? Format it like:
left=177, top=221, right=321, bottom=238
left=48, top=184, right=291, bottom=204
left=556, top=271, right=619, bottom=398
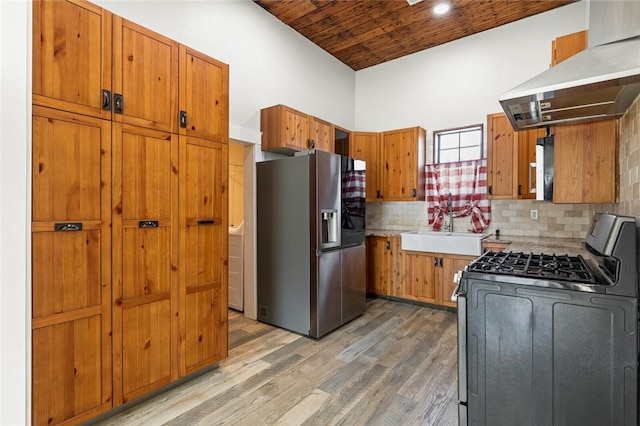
left=93, top=0, right=357, bottom=143
left=0, top=1, right=30, bottom=424
left=355, top=1, right=588, bottom=159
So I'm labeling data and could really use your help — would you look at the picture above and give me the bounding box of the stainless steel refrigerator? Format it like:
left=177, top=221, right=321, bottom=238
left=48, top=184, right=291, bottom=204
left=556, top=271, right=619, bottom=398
left=257, top=150, right=366, bottom=338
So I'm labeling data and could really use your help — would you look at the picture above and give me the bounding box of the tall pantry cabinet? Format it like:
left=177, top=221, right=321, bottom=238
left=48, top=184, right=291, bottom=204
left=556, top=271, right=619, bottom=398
left=31, top=0, right=229, bottom=424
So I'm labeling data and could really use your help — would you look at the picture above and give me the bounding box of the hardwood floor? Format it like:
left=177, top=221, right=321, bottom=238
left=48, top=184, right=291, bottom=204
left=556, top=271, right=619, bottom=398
left=95, top=298, right=459, bottom=425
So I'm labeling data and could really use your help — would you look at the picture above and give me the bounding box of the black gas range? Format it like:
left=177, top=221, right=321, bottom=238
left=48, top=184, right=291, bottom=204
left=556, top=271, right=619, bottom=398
left=455, top=213, right=638, bottom=425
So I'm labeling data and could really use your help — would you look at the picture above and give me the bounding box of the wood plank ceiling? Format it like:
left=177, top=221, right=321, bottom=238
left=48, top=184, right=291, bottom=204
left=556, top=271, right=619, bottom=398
left=254, top=0, right=578, bottom=70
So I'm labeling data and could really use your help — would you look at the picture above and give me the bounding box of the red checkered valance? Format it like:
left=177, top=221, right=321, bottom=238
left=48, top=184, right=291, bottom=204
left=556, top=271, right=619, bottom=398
left=426, top=159, right=490, bottom=233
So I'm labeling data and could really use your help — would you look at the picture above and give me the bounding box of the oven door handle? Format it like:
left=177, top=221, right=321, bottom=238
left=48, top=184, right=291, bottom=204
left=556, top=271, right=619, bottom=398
left=458, top=293, right=467, bottom=405
left=451, top=270, right=464, bottom=302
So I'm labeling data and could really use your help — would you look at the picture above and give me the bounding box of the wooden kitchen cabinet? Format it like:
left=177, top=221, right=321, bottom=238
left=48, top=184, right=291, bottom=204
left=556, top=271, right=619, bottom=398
left=366, top=236, right=401, bottom=296
left=395, top=251, right=474, bottom=308
left=261, top=105, right=335, bottom=154
left=112, top=15, right=179, bottom=133
left=351, top=127, right=426, bottom=202
left=179, top=136, right=228, bottom=376
left=487, top=112, right=544, bottom=200
left=381, top=127, right=426, bottom=201
left=32, top=0, right=229, bottom=422
left=178, top=46, right=229, bottom=143
left=32, top=0, right=113, bottom=120
left=395, top=251, right=437, bottom=304
left=552, top=119, right=618, bottom=203
left=111, top=123, right=179, bottom=405
left=551, top=30, right=587, bottom=66
left=350, top=132, right=381, bottom=201
left=310, top=116, right=335, bottom=153
left=31, top=106, right=112, bottom=425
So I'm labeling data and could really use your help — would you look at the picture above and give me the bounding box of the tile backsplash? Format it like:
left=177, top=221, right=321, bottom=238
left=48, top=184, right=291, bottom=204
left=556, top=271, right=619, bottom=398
left=366, top=200, right=613, bottom=238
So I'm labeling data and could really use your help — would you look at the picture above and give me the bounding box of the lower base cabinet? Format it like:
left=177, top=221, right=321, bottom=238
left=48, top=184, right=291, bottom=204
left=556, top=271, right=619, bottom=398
left=366, top=236, right=475, bottom=308
left=396, top=252, right=475, bottom=308
left=366, top=236, right=401, bottom=296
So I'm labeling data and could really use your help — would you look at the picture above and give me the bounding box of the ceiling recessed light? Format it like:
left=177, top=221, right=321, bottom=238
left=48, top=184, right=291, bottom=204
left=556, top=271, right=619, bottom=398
left=407, top=0, right=424, bottom=5
left=433, top=2, right=451, bottom=15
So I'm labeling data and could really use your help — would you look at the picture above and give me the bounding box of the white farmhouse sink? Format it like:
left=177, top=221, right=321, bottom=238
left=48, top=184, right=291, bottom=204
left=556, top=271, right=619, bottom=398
left=401, top=230, right=486, bottom=256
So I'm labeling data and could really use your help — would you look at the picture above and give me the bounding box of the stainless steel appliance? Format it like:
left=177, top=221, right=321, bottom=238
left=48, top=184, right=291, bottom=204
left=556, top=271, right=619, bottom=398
left=257, top=150, right=366, bottom=338
left=499, top=2, right=640, bottom=130
left=454, top=213, right=638, bottom=425
left=535, top=131, right=553, bottom=201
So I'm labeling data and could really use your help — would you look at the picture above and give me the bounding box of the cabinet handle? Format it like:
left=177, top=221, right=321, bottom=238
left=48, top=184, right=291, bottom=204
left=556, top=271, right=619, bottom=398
left=434, top=257, right=439, bottom=266
left=488, top=185, right=493, bottom=195
left=439, top=258, right=443, bottom=267
left=412, top=188, right=417, bottom=197
left=308, top=139, right=315, bottom=150
left=114, top=93, right=123, bottom=114
left=180, top=110, right=187, bottom=128
left=139, top=220, right=158, bottom=228
left=198, top=219, right=215, bottom=225
left=518, top=184, right=522, bottom=196
left=376, top=190, right=381, bottom=199
left=102, top=89, right=111, bottom=110
left=54, top=222, right=82, bottom=231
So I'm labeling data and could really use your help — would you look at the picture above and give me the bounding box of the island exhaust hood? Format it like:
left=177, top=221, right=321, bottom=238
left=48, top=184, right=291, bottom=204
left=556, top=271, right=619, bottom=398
left=499, top=2, right=640, bottom=131
left=499, top=37, right=640, bottom=130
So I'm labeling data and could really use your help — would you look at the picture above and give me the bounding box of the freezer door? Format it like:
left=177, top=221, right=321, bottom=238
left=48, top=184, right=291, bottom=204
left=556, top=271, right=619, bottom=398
left=341, top=245, right=366, bottom=324
left=313, top=250, right=342, bottom=338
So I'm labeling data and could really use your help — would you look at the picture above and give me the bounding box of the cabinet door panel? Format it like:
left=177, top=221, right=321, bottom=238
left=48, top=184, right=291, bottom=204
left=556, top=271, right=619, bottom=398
left=553, top=119, right=618, bottom=203
left=113, top=17, right=178, bottom=132
left=351, top=132, right=380, bottom=201
left=32, top=112, right=107, bottom=222
left=367, top=236, right=390, bottom=295
left=179, top=136, right=228, bottom=376
left=487, top=113, right=518, bottom=199
left=310, top=116, right=334, bottom=153
left=112, top=124, right=178, bottom=406
left=381, top=127, right=425, bottom=201
left=33, top=0, right=112, bottom=119
left=184, top=287, right=224, bottom=373
left=284, top=108, right=309, bottom=151
left=32, top=230, right=102, bottom=318
left=32, top=316, right=105, bottom=426
left=179, top=47, right=229, bottom=142
left=517, top=128, right=546, bottom=199
left=402, top=252, right=437, bottom=303
left=121, top=300, right=172, bottom=400
left=31, top=106, right=112, bottom=426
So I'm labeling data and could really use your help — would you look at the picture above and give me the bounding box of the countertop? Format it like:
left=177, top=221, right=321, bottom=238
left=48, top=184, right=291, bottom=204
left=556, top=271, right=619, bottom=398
left=366, top=229, right=589, bottom=257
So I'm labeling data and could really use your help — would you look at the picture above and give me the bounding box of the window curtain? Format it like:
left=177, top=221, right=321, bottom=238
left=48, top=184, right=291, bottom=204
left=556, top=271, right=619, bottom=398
left=426, top=159, right=490, bottom=233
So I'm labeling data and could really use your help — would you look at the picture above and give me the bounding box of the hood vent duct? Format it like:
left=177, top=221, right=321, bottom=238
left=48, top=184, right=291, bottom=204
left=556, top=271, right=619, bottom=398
left=499, top=35, right=640, bottom=130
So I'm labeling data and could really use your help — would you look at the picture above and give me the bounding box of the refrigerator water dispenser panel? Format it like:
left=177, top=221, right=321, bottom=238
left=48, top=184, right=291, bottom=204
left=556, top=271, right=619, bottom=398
left=321, top=209, right=338, bottom=245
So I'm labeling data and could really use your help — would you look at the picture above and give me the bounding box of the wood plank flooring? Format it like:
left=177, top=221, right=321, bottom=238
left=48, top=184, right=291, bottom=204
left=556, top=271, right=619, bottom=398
left=94, top=298, right=459, bottom=425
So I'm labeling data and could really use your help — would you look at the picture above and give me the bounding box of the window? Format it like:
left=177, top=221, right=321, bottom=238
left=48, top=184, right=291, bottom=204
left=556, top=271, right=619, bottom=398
left=434, top=124, right=483, bottom=163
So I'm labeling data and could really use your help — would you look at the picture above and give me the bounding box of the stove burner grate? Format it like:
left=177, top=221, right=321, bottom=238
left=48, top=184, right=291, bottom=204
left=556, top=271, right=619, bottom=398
left=468, top=251, right=598, bottom=284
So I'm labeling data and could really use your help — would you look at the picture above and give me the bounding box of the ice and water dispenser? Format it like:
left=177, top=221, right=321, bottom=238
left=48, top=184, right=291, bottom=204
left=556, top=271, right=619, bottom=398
left=321, top=209, right=339, bottom=247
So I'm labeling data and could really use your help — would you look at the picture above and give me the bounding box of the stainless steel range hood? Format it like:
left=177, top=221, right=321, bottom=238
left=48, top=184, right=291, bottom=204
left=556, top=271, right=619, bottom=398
left=499, top=1, right=640, bottom=131
left=499, top=37, right=640, bottom=130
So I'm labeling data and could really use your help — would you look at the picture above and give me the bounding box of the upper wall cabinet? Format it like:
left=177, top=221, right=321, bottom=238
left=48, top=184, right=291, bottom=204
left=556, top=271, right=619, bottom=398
left=552, top=119, right=618, bottom=203
left=487, top=112, right=544, bottom=200
left=33, top=0, right=113, bottom=120
left=350, top=127, right=426, bottom=202
left=261, top=104, right=335, bottom=154
left=179, top=47, right=229, bottom=143
left=551, top=30, right=587, bottom=66
left=350, top=132, right=381, bottom=202
left=112, top=16, right=179, bottom=133
left=381, top=127, right=426, bottom=201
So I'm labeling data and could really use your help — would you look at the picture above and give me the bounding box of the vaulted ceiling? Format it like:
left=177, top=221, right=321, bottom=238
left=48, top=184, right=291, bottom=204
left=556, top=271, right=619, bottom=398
left=254, top=0, right=578, bottom=70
